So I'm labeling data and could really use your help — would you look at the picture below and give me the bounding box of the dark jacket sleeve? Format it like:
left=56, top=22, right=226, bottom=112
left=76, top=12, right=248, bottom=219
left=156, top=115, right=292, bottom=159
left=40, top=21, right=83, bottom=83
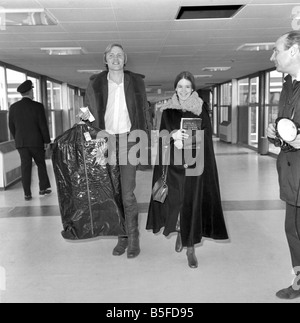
left=140, top=78, right=153, bottom=134
left=8, top=106, right=16, bottom=139
left=38, top=103, right=51, bottom=144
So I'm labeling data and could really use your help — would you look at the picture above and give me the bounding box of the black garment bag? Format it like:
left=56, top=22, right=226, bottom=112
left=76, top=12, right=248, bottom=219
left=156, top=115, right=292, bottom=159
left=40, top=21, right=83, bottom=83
left=52, top=124, right=125, bottom=240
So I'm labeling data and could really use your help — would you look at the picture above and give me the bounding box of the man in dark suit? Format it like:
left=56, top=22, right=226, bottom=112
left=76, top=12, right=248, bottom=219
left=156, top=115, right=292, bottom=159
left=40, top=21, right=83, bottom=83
left=9, top=80, right=52, bottom=201
left=81, top=43, right=152, bottom=259
left=267, top=31, right=300, bottom=300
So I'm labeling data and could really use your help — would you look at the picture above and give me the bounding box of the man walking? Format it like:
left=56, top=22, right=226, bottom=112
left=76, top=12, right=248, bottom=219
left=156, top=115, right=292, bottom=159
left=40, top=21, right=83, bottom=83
left=267, top=31, right=300, bottom=300
left=9, top=80, right=52, bottom=201
left=81, top=43, right=152, bottom=259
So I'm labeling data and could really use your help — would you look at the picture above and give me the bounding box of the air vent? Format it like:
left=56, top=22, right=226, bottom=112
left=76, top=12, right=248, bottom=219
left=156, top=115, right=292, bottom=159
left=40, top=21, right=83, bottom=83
left=176, top=5, right=245, bottom=20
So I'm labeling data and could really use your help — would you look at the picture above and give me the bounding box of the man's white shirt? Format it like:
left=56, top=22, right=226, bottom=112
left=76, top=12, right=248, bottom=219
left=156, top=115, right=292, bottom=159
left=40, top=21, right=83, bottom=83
left=105, top=73, right=131, bottom=135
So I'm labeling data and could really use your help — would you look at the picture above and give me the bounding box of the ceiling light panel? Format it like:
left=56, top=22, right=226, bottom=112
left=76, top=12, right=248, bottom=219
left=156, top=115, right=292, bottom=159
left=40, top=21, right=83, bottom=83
left=77, top=69, right=103, bottom=74
left=194, top=75, right=213, bottom=79
left=237, top=43, right=275, bottom=52
left=203, top=67, right=232, bottom=72
left=41, top=47, right=85, bottom=56
left=0, top=8, right=57, bottom=27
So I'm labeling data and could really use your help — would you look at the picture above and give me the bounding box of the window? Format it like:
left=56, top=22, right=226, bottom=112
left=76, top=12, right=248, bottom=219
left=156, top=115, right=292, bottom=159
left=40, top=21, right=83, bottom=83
left=266, top=70, right=284, bottom=155
left=28, top=76, right=41, bottom=102
left=0, top=66, right=7, bottom=111
left=249, top=77, right=260, bottom=146
left=6, top=69, right=26, bottom=108
left=68, top=87, right=75, bottom=126
left=212, top=86, right=218, bottom=134
left=267, top=70, right=283, bottom=124
left=47, top=80, right=63, bottom=139
left=220, top=82, right=232, bottom=123
left=250, top=77, right=259, bottom=104
left=238, top=78, right=249, bottom=106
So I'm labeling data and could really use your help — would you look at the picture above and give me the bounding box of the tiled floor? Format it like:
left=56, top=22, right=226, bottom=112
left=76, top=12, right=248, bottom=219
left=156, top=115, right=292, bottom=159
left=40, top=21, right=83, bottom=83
left=0, top=140, right=299, bottom=303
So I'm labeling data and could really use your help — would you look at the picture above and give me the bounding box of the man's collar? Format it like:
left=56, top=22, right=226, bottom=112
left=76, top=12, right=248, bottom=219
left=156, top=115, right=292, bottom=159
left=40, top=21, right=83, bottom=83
left=285, top=74, right=300, bottom=83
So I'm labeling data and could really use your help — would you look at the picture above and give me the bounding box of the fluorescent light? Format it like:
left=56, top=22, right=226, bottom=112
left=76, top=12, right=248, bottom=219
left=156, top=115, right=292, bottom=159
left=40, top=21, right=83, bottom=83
left=203, top=67, right=231, bottom=72
left=237, top=43, right=275, bottom=51
left=77, top=69, right=102, bottom=74
left=41, top=47, right=85, bottom=56
left=0, top=8, right=57, bottom=27
left=194, top=75, right=213, bottom=79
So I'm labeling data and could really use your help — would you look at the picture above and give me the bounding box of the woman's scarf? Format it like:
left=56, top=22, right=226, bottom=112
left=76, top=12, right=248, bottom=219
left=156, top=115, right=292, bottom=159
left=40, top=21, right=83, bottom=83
left=160, top=91, right=203, bottom=116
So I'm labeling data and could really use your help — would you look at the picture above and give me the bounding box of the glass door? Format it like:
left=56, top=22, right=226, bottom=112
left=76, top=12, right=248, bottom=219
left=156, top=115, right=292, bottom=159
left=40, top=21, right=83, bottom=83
left=249, top=77, right=260, bottom=148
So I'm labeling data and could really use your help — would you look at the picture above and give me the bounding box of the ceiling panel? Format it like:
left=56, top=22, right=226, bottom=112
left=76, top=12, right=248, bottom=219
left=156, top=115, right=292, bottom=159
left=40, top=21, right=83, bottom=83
left=117, top=21, right=172, bottom=32
left=37, top=0, right=112, bottom=9
left=48, top=8, right=116, bottom=22
left=236, top=3, right=298, bottom=19
left=60, top=22, right=118, bottom=33
left=231, top=18, right=293, bottom=30
left=113, top=0, right=180, bottom=21
left=0, top=0, right=41, bottom=9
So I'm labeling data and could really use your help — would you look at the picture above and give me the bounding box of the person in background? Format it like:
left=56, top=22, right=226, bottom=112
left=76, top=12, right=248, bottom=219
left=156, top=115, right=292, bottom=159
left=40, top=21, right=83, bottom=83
left=9, top=80, right=52, bottom=201
left=267, top=31, right=300, bottom=300
left=146, top=71, right=228, bottom=269
left=80, top=43, right=152, bottom=259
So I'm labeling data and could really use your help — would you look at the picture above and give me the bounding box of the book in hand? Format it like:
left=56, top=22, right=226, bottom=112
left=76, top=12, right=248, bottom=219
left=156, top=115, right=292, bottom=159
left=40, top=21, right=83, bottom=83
left=180, top=118, right=202, bottom=131
left=180, top=118, right=202, bottom=150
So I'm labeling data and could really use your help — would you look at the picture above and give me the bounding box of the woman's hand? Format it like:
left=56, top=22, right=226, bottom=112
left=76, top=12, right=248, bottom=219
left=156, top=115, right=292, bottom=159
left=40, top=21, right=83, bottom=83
left=174, top=140, right=183, bottom=150
left=172, top=129, right=189, bottom=141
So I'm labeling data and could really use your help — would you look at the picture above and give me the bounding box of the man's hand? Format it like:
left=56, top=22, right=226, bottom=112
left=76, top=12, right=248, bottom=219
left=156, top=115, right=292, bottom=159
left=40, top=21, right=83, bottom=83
left=289, top=134, right=300, bottom=149
left=267, top=123, right=276, bottom=139
left=78, top=108, right=91, bottom=121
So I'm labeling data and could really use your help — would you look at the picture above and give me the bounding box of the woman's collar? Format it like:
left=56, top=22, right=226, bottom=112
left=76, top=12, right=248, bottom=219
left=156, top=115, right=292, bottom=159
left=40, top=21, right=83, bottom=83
left=161, top=91, right=203, bottom=116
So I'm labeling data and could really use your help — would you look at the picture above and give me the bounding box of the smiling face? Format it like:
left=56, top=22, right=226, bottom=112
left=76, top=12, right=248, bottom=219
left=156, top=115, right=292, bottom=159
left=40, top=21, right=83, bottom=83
left=176, top=78, right=193, bottom=102
left=105, top=46, right=126, bottom=72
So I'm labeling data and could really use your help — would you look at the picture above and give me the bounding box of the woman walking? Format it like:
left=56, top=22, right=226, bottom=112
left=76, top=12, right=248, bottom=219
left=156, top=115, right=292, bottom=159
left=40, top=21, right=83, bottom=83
left=147, top=71, right=228, bottom=268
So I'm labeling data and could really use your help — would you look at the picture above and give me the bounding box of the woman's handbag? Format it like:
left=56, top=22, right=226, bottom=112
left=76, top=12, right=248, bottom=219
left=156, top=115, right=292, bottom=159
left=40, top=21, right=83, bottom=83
left=152, top=167, right=168, bottom=203
left=152, top=145, right=169, bottom=203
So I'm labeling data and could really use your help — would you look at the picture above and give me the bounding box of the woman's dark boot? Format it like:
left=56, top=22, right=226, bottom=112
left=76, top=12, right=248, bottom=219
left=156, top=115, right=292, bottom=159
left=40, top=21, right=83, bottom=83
left=113, top=236, right=128, bottom=256
left=175, top=232, right=183, bottom=253
left=126, top=214, right=140, bottom=259
left=187, top=247, right=198, bottom=269
left=175, top=215, right=183, bottom=253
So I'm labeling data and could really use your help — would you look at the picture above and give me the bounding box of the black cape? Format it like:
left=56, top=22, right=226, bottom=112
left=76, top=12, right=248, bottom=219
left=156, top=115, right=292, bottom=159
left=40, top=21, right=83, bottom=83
left=146, top=105, right=228, bottom=247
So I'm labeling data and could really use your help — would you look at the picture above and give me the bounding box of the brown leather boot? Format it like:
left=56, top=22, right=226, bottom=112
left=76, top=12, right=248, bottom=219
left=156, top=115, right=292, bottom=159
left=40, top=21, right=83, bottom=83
left=175, top=232, right=183, bottom=253
left=126, top=214, right=140, bottom=259
left=112, top=236, right=128, bottom=256
left=187, top=247, right=198, bottom=269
